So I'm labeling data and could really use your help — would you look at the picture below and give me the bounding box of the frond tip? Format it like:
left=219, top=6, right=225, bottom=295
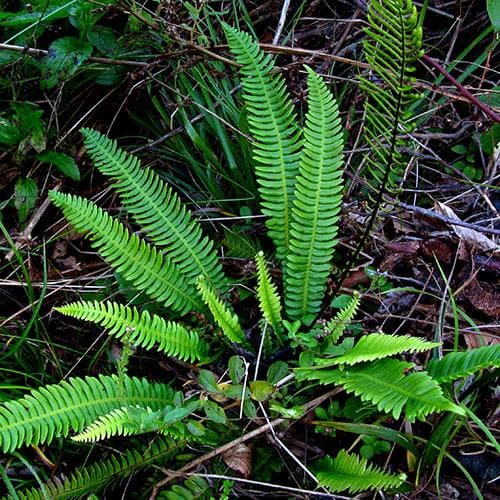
left=314, top=450, right=406, bottom=493
left=255, top=251, right=282, bottom=333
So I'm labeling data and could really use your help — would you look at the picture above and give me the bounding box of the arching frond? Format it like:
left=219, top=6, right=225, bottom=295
left=80, top=128, right=226, bottom=291
left=223, top=24, right=302, bottom=262
left=324, top=292, right=360, bottom=345
left=427, top=344, right=500, bottom=383
left=314, top=450, right=406, bottom=493
left=49, top=191, right=200, bottom=314
left=284, top=66, right=344, bottom=323
left=0, top=375, right=174, bottom=453
left=56, top=301, right=208, bottom=363
left=255, top=251, right=282, bottom=333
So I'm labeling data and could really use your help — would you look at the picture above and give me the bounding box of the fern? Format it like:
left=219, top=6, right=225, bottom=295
left=324, top=292, right=360, bottom=345
left=427, top=344, right=500, bottom=383
left=0, top=375, right=174, bottom=453
left=314, top=450, right=406, bottom=493
left=223, top=228, right=261, bottom=259
left=56, top=301, right=208, bottom=363
left=223, top=24, right=302, bottom=262
left=255, top=251, right=282, bottom=333
left=360, top=0, right=423, bottom=197
left=297, top=359, right=464, bottom=422
left=284, top=66, right=344, bottom=323
left=159, top=476, right=210, bottom=500
left=80, top=128, right=226, bottom=291
left=49, top=191, right=200, bottom=314
left=13, top=437, right=181, bottom=499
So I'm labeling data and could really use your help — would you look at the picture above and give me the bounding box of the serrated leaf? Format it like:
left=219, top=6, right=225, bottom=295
left=203, top=400, right=227, bottom=424
left=266, top=361, right=288, bottom=385
left=38, top=150, right=80, bottom=181
left=228, top=356, right=246, bottom=384
left=249, top=380, right=275, bottom=401
left=198, top=370, right=218, bottom=393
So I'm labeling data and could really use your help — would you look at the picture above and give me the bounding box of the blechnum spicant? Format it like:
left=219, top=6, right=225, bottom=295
left=1, top=15, right=497, bottom=499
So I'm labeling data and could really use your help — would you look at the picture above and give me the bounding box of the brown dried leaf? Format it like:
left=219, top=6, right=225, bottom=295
left=222, top=443, right=253, bottom=478
left=460, top=278, right=500, bottom=317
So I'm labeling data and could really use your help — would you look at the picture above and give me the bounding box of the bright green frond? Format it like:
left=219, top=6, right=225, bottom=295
left=80, top=128, right=226, bottom=291
left=255, top=251, right=282, bottom=333
left=0, top=375, right=174, bottom=453
left=285, top=66, right=344, bottom=323
left=314, top=450, right=406, bottom=493
left=49, top=191, right=200, bottom=314
left=196, top=276, right=247, bottom=346
left=327, top=333, right=438, bottom=366
left=427, top=344, right=500, bottom=383
left=223, top=24, right=302, bottom=262
left=325, top=292, right=360, bottom=345
left=15, top=437, right=181, bottom=499
left=56, top=301, right=208, bottom=363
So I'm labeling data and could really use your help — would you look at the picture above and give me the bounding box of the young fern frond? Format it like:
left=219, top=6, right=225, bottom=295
left=297, top=359, right=464, bottom=422
left=427, top=344, right=500, bottom=383
left=49, top=191, right=200, bottom=314
left=314, top=450, right=406, bottom=493
left=360, top=0, right=423, bottom=198
left=15, top=437, right=181, bottom=500
left=255, top=251, right=282, bottom=333
left=285, top=66, right=344, bottom=323
left=56, top=301, right=208, bottom=363
left=0, top=375, right=174, bottom=453
left=322, top=333, right=438, bottom=366
left=80, top=128, right=226, bottom=290
left=325, top=292, right=360, bottom=345
left=196, top=276, right=247, bottom=346
left=223, top=24, right=302, bottom=262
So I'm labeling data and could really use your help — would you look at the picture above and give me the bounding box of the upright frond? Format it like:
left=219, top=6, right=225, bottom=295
left=285, top=66, right=344, bottom=323
left=0, top=375, right=174, bottom=453
left=255, top=251, right=282, bottom=333
left=49, top=191, right=200, bottom=314
left=314, top=450, right=406, bottom=493
left=56, top=301, right=208, bottom=363
left=80, top=128, right=226, bottom=291
left=223, top=24, right=302, bottom=262
left=324, top=292, right=360, bottom=345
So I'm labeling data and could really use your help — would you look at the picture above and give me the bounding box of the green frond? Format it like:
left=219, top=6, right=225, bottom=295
left=49, top=191, right=201, bottom=314
left=314, top=450, right=406, bottom=493
left=223, top=24, right=302, bottom=262
left=196, top=276, right=247, bottom=346
left=323, top=333, right=438, bottom=366
left=427, top=344, right=500, bottom=383
left=160, top=476, right=210, bottom=500
left=297, top=359, right=464, bottom=422
left=80, top=128, right=226, bottom=290
left=0, top=375, right=174, bottom=453
left=325, top=292, right=360, bottom=345
left=255, top=251, right=282, bottom=333
left=360, top=0, right=423, bottom=197
left=284, top=66, right=344, bottom=323
left=56, top=300, right=208, bottom=363
left=15, top=437, right=181, bottom=499
left=223, top=228, right=261, bottom=259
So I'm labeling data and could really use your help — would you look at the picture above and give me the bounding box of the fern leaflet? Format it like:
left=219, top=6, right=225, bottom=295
left=81, top=128, right=226, bottom=290
left=324, top=292, right=360, bottom=345
left=56, top=301, right=208, bottom=363
left=49, top=191, right=200, bottom=314
left=285, top=66, right=344, bottom=323
left=255, top=251, right=282, bottom=333
left=314, top=450, right=406, bottom=493
left=223, top=24, right=302, bottom=262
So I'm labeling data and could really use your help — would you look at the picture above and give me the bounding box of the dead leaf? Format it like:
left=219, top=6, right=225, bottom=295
left=222, top=443, right=252, bottom=478
left=434, top=202, right=499, bottom=253
left=459, top=278, right=500, bottom=317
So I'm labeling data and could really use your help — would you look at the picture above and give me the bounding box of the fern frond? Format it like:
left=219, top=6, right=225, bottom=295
left=49, top=191, right=200, bottom=314
left=427, top=344, right=500, bottom=383
left=56, top=301, right=208, bottom=363
left=255, top=251, right=282, bottom=333
left=223, top=24, right=302, bottom=262
left=284, top=66, right=344, bottom=323
left=325, top=292, right=360, bottom=345
left=80, top=128, right=226, bottom=290
left=360, top=0, right=423, bottom=197
left=297, top=359, right=464, bottom=422
left=223, top=228, right=260, bottom=259
left=314, top=450, right=406, bottom=493
left=0, top=375, right=174, bottom=453
left=196, top=276, right=247, bottom=345
left=15, top=437, right=181, bottom=499
left=324, top=333, right=438, bottom=366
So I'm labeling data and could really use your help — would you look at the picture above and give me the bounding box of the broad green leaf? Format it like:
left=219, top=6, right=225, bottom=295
left=266, top=361, right=288, bottom=385
left=14, top=178, right=37, bottom=223
left=487, top=0, right=500, bottom=32
left=38, top=150, right=80, bottom=181
left=249, top=380, right=275, bottom=401
left=228, top=356, right=246, bottom=384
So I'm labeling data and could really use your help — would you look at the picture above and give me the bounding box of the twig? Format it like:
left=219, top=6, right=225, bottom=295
left=422, top=54, right=500, bottom=123
left=5, top=184, right=61, bottom=261
left=0, top=43, right=149, bottom=67
left=273, top=0, right=292, bottom=45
